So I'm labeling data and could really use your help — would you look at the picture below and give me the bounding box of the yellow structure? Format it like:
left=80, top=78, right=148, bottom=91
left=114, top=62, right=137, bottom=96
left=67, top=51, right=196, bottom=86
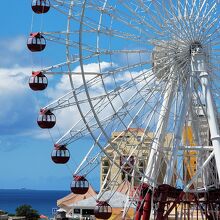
left=182, top=105, right=213, bottom=187
left=183, top=126, right=197, bottom=185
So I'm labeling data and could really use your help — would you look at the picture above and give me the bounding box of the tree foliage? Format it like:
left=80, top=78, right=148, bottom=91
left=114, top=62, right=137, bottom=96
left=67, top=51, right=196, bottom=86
left=15, top=204, right=40, bottom=220
left=0, top=210, right=7, bottom=215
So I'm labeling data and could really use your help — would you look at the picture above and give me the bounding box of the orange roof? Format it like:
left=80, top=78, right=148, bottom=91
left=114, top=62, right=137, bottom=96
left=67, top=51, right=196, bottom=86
left=57, top=185, right=97, bottom=207
left=127, top=128, right=144, bottom=133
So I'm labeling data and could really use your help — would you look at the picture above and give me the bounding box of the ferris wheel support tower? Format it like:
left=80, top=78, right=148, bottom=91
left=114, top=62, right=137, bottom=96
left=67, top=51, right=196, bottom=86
left=144, top=42, right=220, bottom=187
left=196, top=46, right=220, bottom=183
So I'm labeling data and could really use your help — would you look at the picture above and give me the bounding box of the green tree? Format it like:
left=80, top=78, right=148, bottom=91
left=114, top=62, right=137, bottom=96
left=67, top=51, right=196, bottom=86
left=0, top=210, right=7, bottom=215
left=15, top=204, right=40, bottom=220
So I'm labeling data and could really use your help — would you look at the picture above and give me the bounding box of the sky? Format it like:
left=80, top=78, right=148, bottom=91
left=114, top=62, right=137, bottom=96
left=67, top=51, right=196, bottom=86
left=2, top=0, right=219, bottom=191
left=0, top=0, right=145, bottom=191
left=0, top=1, right=101, bottom=191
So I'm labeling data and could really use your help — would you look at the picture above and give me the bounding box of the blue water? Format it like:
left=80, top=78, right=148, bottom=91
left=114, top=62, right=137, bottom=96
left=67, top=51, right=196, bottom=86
left=0, top=189, right=69, bottom=217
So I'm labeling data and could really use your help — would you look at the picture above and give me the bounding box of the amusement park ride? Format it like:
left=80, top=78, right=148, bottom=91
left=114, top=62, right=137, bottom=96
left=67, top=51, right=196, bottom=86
left=28, top=0, right=220, bottom=219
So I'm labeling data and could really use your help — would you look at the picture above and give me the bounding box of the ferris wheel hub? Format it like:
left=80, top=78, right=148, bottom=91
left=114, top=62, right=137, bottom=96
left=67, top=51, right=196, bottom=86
left=190, top=41, right=203, bottom=55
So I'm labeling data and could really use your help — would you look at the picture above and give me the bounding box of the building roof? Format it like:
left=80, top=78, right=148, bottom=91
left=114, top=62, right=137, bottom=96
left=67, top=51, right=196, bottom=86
left=57, top=181, right=135, bottom=211
left=127, top=128, right=144, bottom=132
left=57, top=185, right=97, bottom=208
left=67, top=190, right=135, bottom=209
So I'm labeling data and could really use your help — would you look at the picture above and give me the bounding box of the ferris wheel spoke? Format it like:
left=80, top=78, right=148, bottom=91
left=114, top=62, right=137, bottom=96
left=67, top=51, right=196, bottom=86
left=198, top=9, right=218, bottom=41
left=136, top=0, right=164, bottom=30
left=119, top=1, right=164, bottom=36
left=99, top=49, right=151, bottom=56
left=51, top=0, right=85, bottom=17
left=52, top=0, right=72, bottom=6
left=57, top=83, right=162, bottom=145
left=70, top=4, right=136, bottom=38
left=80, top=84, right=166, bottom=156
left=39, top=53, right=102, bottom=75
left=98, top=80, right=168, bottom=146
left=56, top=112, right=123, bottom=146
left=94, top=4, right=153, bottom=38
left=96, top=74, right=165, bottom=130
left=81, top=15, right=148, bottom=43
left=195, top=0, right=208, bottom=22
left=42, top=32, right=97, bottom=52
left=202, top=23, right=220, bottom=45
left=42, top=88, right=118, bottom=112
left=97, top=29, right=146, bottom=43
left=53, top=71, right=162, bottom=144
left=105, top=61, right=151, bottom=76
left=42, top=67, right=156, bottom=114
left=163, top=1, right=195, bottom=42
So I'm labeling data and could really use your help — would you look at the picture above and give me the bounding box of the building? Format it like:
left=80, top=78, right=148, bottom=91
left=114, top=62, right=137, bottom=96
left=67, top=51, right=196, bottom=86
left=57, top=181, right=134, bottom=220
left=57, top=185, right=97, bottom=219
left=100, top=128, right=173, bottom=191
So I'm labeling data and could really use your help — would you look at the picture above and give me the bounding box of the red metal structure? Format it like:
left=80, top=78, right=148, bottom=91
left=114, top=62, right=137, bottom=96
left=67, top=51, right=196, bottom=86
left=32, top=0, right=50, bottom=14
left=37, top=109, right=56, bottom=129
left=29, top=71, right=48, bottom=91
left=94, top=201, right=112, bottom=219
left=134, top=185, right=220, bottom=220
left=51, top=144, right=70, bottom=164
left=71, top=176, right=89, bottom=194
left=27, top=33, right=46, bottom=52
left=135, top=183, right=151, bottom=220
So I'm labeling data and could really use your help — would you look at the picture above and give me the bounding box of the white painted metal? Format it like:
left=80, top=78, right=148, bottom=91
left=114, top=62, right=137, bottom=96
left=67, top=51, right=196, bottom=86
left=164, top=75, right=193, bottom=184
left=196, top=52, right=220, bottom=182
left=144, top=77, right=175, bottom=186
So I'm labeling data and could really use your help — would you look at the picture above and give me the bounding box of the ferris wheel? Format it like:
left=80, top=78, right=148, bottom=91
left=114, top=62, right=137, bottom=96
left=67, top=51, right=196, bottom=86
left=28, top=0, right=220, bottom=219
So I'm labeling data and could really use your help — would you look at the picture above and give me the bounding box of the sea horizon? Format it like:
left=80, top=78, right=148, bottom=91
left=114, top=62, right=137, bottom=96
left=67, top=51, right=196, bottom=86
left=0, top=189, right=70, bottom=218
left=0, top=187, right=69, bottom=191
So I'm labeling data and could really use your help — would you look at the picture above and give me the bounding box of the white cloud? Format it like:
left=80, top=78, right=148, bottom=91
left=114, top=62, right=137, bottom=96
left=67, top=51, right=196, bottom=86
left=0, top=36, right=29, bottom=67
left=44, top=62, right=115, bottom=140
left=0, top=66, right=39, bottom=134
left=7, top=36, right=27, bottom=53
left=41, top=62, right=154, bottom=145
left=0, top=60, right=153, bottom=147
left=47, top=61, right=113, bottom=100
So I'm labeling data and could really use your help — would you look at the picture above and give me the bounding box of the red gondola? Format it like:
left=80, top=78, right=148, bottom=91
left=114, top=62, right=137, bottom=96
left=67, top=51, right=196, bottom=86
left=32, top=0, right=50, bottom=14
left=27, top=33, right=46, bottom=52
left=71, top=176, right=89, bottom=194
left=29, top=71, right=48, bottom=91
left=51, top=144, right=70, bottom=164
left=37, top=109, right=56, bottom=129
left=94, top=201, right=112, bottom=219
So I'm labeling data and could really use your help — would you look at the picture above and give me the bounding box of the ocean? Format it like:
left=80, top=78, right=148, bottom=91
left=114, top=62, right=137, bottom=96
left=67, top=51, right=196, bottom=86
left=0, top=189, right=69, bottom=218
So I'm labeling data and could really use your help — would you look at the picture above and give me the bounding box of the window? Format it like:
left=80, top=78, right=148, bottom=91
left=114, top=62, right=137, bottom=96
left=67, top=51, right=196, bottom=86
left=137, top=136, right=142, bottom=141
left=74, top=209, right=80, bottom=214
left=139, top=161, right=144, bottom=167
left=103, top=168, right=109, bottom=174
left=102, top=160, right=109, bottom=166
left=82, top=209, right=94, bottom=215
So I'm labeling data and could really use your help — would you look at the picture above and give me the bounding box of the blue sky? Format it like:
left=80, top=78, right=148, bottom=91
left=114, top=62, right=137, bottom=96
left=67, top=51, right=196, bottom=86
left=3, top=0, right=219, bottom=191
left=0, top=0, right=144, bottom=191
left=0, top=1, right=101, bottom=191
